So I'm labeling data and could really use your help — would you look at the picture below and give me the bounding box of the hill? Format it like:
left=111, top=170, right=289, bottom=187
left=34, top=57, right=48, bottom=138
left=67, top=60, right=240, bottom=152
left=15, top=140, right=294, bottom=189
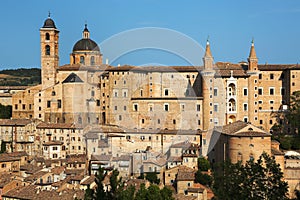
left=0, top=68, right=41, bottom=86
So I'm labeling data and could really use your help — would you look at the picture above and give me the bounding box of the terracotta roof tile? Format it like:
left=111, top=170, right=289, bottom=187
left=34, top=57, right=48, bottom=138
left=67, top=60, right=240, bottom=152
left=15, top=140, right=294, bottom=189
left=0, top=119, right=33, bottom=126
left=43, top=141, right=63, bottom=146
left=91, top=154, right=112, bottom=162
left=37, top=122, right=83, bottom=129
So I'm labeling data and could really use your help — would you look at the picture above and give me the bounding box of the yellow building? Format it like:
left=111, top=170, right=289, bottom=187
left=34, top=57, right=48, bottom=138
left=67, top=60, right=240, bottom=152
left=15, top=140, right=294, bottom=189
left=10, top=15, right=300, bottom=158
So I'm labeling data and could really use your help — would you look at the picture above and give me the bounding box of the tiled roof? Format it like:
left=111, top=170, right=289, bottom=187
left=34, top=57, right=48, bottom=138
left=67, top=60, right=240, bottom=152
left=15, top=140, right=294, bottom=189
left=125, top=129, right=201, bottom=135
left=272, top=148, right=285, bottom=156
left=170, top=141, right=199, bottom=149
left=2, top=185, right=85, bottom=200
left=65, top=169, right=84, bottom=176
left=215, top=121, right=271, bottom=137
left=0, top=173, right=14, bottom=188
left=37, top=122, right=83, bottom=129
left=43, top=141, right=63, bottom=146
left=51, top=166, right=65, bottom=175
left=24, top=170, right=49, bottom=182
left=167, top=156, right=183, bottom=162
left=0, top=119, right=33, bottom=126
left=81, top=175, right=96, bottom=185
left=108, top=65, right=203, bottom=72
left=177, top=171, right=195, bottom=181
left=0, top=153, right=21, bottom=162
left=91, top=154, right=112, bottom=162
left=20, top=164, right=43, bottom=174
left=143, top=156, right=166, bottom=167
left=58, top=64, right=111, bottom=72
left=87, top=125, right=125, bottom=133
left=7, top=151, right=28, bottom=157
left=66, top=154, right=86, bottom=164
left=112, top=155, right=131, bottom=161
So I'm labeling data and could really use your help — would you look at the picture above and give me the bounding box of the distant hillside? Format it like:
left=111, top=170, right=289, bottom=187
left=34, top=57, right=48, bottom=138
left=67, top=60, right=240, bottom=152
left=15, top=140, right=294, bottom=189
left=0, top=68, right=41, bottom=86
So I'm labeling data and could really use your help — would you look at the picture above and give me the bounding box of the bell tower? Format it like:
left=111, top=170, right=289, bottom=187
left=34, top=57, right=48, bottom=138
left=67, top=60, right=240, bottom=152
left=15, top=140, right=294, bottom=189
left=40, top=13, right=59, bottom=89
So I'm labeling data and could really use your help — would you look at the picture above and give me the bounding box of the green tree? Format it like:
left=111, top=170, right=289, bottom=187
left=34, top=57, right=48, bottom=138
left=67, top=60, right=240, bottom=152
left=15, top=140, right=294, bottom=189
left=146, top=184, right=163, bottom=200
left=160, top=186, right=174, bottom=200
left=118, top=185, right=135, bottom=200
left=108, top=169, right=123, bottom=200
left=95, top=167, right=108, bottom=200
left=135, top=183, right=148, bottom=200
left=145, top=172, right=160, bottom=184
left=0, top=140, right=6, bottom=153
left=213, top=152, right=288, bottom=200
left=0, top=104, right=12, bottom=119
left=84, top=184, right=94, bottom=200
left=195, top=170, right=212, bottom=187
left=198, top=156, right=211, bottom=171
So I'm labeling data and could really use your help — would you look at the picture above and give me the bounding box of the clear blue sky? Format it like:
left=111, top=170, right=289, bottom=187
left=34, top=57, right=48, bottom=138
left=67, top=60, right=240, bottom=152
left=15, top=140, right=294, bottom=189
left=0, top=0, right=299, bottom=69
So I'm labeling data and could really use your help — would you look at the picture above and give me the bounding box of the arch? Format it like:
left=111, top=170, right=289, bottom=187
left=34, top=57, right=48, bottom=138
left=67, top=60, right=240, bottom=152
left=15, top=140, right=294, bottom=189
left=237, top=152, right=243, bottom=162
left=228, top=83, right=236, bottom=96
left=228, top=98, right=236, bottom=112
left=78, top=116, right=82, bottom=124
left=228, top=115, right=236, bottom=124
left=90, top=56, right=95, bottom=65
left=45, top=33, right=50, bottom=40
left=45, top=45, right=50, bottom=55
left=80, top=56, right=85, bottom=64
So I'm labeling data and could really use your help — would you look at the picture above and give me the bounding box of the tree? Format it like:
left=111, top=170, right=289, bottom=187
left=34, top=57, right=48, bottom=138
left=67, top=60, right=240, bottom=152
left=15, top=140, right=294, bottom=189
left=135, top=183, right=148, bottom=200
left=198, top=157, right=211, bottom=171
left=118, top=185, right=135, bottom=200
left=145, top=172, right=160, bottom=184
left=0, top=140, right=6, bottom=153
left=108, top=169, right=123, bottom=200
left=213, top=152, right=288, bottom=200
left=146, top=184, right=163, bottom=200
left=195, top=170, right=212, bottom=187
left=84, top=184, right=94, bottom=200
left=95, top=167, right=108, bottom=200
left=0, top=104, right=12, bottom=119
left=160, top=186, right=174, bottom=200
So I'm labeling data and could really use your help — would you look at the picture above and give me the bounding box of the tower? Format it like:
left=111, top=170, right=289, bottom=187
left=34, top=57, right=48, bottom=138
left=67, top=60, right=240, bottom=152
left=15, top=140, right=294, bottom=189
left=201, top=39, right=215, bottom=131
left=247, top=40, right=259, bottom=124
left=40, top=13, right=59, bottom=89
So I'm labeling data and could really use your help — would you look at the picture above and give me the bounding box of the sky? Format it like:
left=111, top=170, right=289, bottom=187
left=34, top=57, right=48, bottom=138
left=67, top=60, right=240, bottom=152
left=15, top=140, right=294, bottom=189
left=0, top=0, right=300, bottom=69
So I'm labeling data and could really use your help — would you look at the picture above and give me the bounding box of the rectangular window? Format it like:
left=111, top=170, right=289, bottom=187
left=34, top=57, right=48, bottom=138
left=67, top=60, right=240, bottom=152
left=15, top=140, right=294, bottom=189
left=29, top=104, right=32, bottom=110
left=164, top=103, right=169, bottom=111
left=260, top=120, right=263, bottom=124
left=124, top=106, right=127, bottom=111
left=214, top=104, right=218, bottom=112
left=15, top=104, right=18, bottom=110
left=22, top=104, right=26, bottom=110
left=214, top=88, right=218, bottom=96
left=243, top=103, right=248, bottom=111
left=57, top=100, right=61, bottom=108
left=114, top=106, right=117, bottom=111
left=243, top=88, right=248, bottom=96
left=270, top=100, right=274, bottom=104
left=244, top=117, right=248, bottom=122
left=181, top=104, right=185, bottom=111
left=197, top=104, right=201, bottom=112
left=47, top=101, right=51, bottom=108
left=258, top=74, right=262, bottom=79
left=173, top=119, right=176, bottom=124
left=281, top=88, right=285, bottom=95
left=258, top=88, right=263, bottom=95
left=164, top=89, right=169, bottom=96
left=53, top=147, right=58, bottom=151
left=97, top=100, right=100, bottom=106
left=119, top=115, right=122, bottom=121
left=269, top=88, right=275, bottom=95
left=270, top=73, right=274, bottom=79
left=133, top=103, right=138, bottom=111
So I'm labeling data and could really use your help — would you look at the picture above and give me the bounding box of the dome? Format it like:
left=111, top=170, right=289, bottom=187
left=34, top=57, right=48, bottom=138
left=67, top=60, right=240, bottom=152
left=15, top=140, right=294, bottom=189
left=42, top=18, right=57, bottom=29
left=72, top=39, right=100, bottom=52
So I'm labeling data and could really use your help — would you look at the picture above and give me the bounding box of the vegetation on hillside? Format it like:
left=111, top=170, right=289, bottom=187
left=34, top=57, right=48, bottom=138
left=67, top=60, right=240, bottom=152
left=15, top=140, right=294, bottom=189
left=212, top=152, right=288, bottom=200
left=85, top=167, right=174, bottom=200
left=0, top=68, right=41, bottom=86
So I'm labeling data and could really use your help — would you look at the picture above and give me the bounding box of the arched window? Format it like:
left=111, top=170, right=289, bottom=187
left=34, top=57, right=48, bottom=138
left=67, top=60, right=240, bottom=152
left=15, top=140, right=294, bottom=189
left=45, top=33, right=50, bottom=40
left=90, top=56, right=95, bottom=65
left=78, top=116, right=82, bottom=124
left=228, top=98, right=236, bottom=112
left=228, top=83, right=236, bottom=96
left=45, top=45, right=50, bottom=55
left=237, top=152, right=243, bottom=162
left=91, top=90, right=95, bottom=97
left=80, top=56, right=85, bottom=65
